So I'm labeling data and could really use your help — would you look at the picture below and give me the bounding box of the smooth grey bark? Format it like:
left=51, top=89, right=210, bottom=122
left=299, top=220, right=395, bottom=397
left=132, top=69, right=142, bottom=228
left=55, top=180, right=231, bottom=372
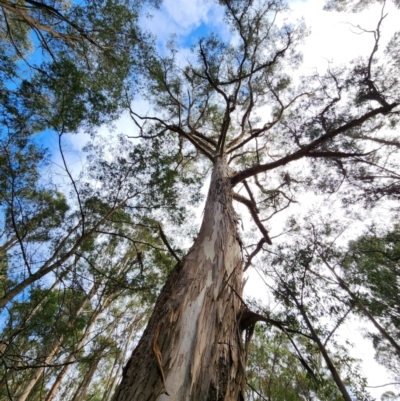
left=113, top=156, right=247, bottom=401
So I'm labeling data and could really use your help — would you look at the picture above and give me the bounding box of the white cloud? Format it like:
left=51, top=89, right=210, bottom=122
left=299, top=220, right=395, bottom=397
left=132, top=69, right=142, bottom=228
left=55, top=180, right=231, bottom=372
left=290, top=0, right=399, bottom=71
left=142, top=0, right=223, bottom=42
left=163, top=0, right=214, bottom=30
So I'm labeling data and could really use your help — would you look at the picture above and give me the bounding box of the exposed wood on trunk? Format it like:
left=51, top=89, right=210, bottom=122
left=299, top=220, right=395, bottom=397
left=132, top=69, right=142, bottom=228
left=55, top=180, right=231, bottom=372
left=113, top=156, right=246, bottom=401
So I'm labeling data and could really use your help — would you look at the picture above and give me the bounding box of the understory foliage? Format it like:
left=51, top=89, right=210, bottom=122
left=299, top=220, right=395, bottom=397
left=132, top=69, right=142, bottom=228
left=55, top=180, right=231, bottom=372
left=1, top=0, right=400, bottom=400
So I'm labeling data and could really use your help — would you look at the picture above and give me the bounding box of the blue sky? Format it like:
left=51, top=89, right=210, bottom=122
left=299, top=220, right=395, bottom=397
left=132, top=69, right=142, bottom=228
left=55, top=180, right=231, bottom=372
left=141, top=0, right=229, bottom=53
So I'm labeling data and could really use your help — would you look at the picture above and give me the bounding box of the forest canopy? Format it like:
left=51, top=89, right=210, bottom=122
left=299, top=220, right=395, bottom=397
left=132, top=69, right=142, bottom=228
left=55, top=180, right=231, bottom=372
left=1, top=0, right=400, bottom=400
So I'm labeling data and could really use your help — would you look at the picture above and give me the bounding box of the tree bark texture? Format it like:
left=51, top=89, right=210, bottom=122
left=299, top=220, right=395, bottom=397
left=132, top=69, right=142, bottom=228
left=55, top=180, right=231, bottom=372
left=113, top=156, right=246, bottom=401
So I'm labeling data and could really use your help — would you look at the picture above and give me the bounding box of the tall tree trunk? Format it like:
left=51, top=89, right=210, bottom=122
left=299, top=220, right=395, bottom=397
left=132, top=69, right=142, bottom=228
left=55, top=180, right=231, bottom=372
left=113, top=156, right=247, bottom=401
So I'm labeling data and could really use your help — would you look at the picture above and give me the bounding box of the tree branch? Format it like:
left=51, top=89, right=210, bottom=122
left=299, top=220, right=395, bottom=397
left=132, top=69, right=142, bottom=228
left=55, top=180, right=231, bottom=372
left=158, top=224, right=181, bottom=263
left=244, top=238, right=266, bottom=271
left=232, top=193, right=272, bottom=245
left=231, top=102, right=399, bottom=186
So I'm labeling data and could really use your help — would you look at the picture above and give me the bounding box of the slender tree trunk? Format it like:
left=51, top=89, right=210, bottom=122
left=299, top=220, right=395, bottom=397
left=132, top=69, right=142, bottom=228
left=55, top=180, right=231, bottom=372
left=322, top=256, right=400, bottom=355
left=0, top=200, right=128, bottom=309
left=0, top=258, right=76, bottom=309
left=15, top=282, right=99, bottom=401
left=2, top=269, right=70, bottom=343
left=294, top=299, right=352, bottom=401
left=336, top=278, right=400, bottom=354
left=43, top=344, right=67, bottom=401
left=104, top=355, right=124, bottom=401
left=70, top=355, right=102, bottom=401
left=15, top=338, right=63, bottom=401
left=113, top=156, right=247, bottom=401
left=0, top=274, right=66, bottom=390
left=103, top=323, right=137, bottom=401
left=352, top=296, right=400, bottom=355
left=44, top=298, right=109, bottom=401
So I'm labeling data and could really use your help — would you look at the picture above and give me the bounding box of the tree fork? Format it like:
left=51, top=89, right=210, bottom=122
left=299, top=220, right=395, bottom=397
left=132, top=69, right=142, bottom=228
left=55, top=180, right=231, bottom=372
left=113, top=156, right=247, bottom=401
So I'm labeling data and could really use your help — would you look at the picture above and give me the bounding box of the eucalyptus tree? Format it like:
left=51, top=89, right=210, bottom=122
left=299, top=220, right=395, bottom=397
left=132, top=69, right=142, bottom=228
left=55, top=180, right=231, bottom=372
left=0, top=129, right=196, bottom=401
left=0, top=0, right=178, bottom=310
left=41, top=227, right=175, bottom=401
left=260, top=220, right=373, bottom=401
left=344, top=229, right=400, bottom=346
left=315, top=224, right=400, bottom=387
left=0, top=205, right=176, bottom=401
left=112, top=0, right=400, bottom=400
left=246, top=325, right=354, bottom=401
left=325, top=0, right=400, bottom=12
left=16, top=283, right=101, bottom=401
left=0, top=133, right=177, bottom=309
left=1, top=285, right=95, bottom=401
left=0, top=0, right=160, bottom=132
left=261, top=214, right=400, bottom=396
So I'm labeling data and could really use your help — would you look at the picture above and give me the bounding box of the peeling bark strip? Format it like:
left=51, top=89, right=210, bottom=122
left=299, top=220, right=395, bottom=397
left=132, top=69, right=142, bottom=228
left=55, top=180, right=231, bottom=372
left=152, top=322, right=170, bottom=396
left=113, top=157, right=246, bottom=401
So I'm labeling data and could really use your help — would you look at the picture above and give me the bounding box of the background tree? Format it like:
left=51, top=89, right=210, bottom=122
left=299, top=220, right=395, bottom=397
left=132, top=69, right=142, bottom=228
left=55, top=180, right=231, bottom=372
left=322, top=224, right=400, bottom=391
left=246, top=325, right=359, bottom=401
left=0, top=0, right=209, bottom=400
left=0, top=0, right=162, bottom=131
left=0, top=127, right=197, bottom=398
left=261, top=214, right=400, bottom=398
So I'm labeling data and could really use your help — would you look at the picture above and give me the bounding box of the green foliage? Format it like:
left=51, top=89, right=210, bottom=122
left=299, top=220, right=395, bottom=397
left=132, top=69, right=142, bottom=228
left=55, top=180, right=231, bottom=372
left=247, top=326, right=344, bottom=401
left=1, top=0, right=399, bottom=398
left=0, top=0, right=158, bottom=134
left=341, top=226, right=400, bottom=382
left=324, top=0, right=400, bottom=12
left=382, top=391, right=400, bottom=401
left=345, top=228, right=400, bottom=323
left=11, top=287, right=90, bottom=341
